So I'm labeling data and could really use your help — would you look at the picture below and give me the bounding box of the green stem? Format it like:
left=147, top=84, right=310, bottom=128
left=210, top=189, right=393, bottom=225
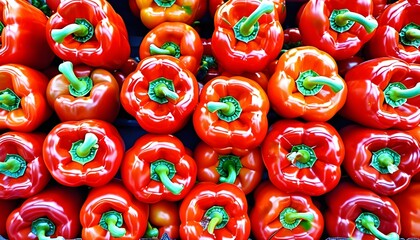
left=284, top=211, right=314, bottom=224
left=388, top=82, right=420, bottom=102
left=0, top=92, right=17, bottom=108
left=219, top=164, right=237, bottom=184
left=58, top=61, right=87, bottom=94
left=105, top=214, right=126, bottom=238
left=303, top=76, right=344, bottom=93
left=287, top=150, right=310, bottom=164
left=51, top=23, right=89, bottom=43
left=378, top=153, right=398, bottom=174
left=149, top=44, right=175, bottom=55
left=0, top=158, right=21, bottom=173
left=154, top=83, right=179, bottom=101
left=406, top=28, right=420, bottom=41
left=144, top=222, right=159, bottom=238
left=334, top=10, right=378, bottom=33
left=361, top=215, right=399, bottom=240
left=207, top=212, right=223, bottom=235
left=31, top=218, right=64, bottom=240
left=154, top=164, right=183, bottom=195
left=207, top=102, right=235, bottom=116
left=76, top=133, right=98, bottom=158
left=239, top=0, right=274, bottom=36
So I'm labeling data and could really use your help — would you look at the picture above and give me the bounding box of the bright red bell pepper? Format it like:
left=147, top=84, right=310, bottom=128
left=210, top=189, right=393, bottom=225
left=193, top=75, right=270, bottom=153
left=120, top=56, right=199, bottom=134
left=325, top=181, right=401, bottom=240
left=46, top=0, right=130, bottom=70
left=221, top=71, right=269, bottom=92
left=0, top=132, right=50, bottom=200
left=391, top=182, right=420, bottom=238
left=250, top=181, right=324, bottom=239
left=43, top=119, right=125, bottom=187
left=144, top=201, right=180, bottom=239
left=261, top=119, right=345, bottom=196
left=193, top=141, right=264, bottom=195
left=179, top=182, right=251, bottom=239
left=0, top=64, right=52, bottom=132
left=80, top=180, right=149, bottom=239
left=298, top=0, right=378, bottom=60
left=6, top=185, right=85, bottom=240
left=121, top=134, right=197, bottom=204
left=340, top=57, right=420, bottom=130
left=0, top=199, right=19, bottom=239
left=211, top=0, right=283, bottom=75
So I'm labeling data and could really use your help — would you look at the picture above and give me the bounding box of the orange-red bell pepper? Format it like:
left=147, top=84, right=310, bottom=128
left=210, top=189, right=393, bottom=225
left=391, top=182, right=420, bottom=238
left=144, top=201, right=180, bottom=239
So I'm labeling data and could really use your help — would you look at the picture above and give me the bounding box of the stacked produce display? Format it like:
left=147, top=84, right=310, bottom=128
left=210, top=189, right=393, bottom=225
left=0, top=0, right=419, bottom=239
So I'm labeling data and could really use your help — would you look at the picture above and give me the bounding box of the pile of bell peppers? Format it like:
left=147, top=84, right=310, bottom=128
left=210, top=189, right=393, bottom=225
left=1, top=0, right=420, bottom=239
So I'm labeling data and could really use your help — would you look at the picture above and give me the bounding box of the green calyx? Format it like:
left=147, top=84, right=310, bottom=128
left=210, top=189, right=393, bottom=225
left=202, top=206, right=229, bottom=234
left=51, top=18, right=94, bottom=43
left=370, top=148, right=400, bottom=174
left=0, top=88, right=21, bottom=111
left=0, top=21, right=4, bottom=35
left=31, top=218, right=64, bottom=240
left=329, top=9, right=378, bottom=33
left=355, top=212, right=400, bottom=240
left=207, top=96, right=242, bottom=122
left=148, top=78, right=179, bottom=104
left=99, top=211, right=126, bottom=238
left=286, top=144, right=317, bottom=169
left=400, top=22, right=420, bottom=48
left=196, top=55, right=218, bottom=81
left=0, top=154, right=27, bottom=178
left=384, top=82, right=420, bottom=108
left=296, top=70, right=344, bottom=96
left=144, top=222, right=159, bottom=238
left=233, top=0, right=274, bottom=43
left=31, top=0, right=52, bottom=16
left=149, top=42, right=181, bottom=58
left=217, top=155, right=242, bottom=184
left=153, top=0, right=176, bottom=7
left=58, top=61, right=93, bottom=97
left=150, top=160, right=183, bottom=195
left=68, top=133, right=99, bottom=165
left=279, top=207, right=314, bottom=230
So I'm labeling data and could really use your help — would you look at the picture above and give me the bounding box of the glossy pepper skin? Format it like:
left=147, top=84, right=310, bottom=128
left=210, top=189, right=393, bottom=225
left=193, top=141, right=264, bottom=195
left=298, top=0, right=378, bottom=60
left=0, top=64, right=52, bottom=132
left=391, top=182, right=420, bottom=238
left=325, top=181, right=401, bottom=240
left=0, top=132, right=50, bottom=200
left=340, top=57, right=420, bottom=130
left=6, top=185, right=85, bottom=240
left=261, top=119, right=345, bottom=196
left=25, top=0, right=52, bottom=16
left=121, top=56, right=199, bottom=134
left=121, top=134, right=197, bottom=204
left=211, top=0, right=283, bottom=75
left=43, top=119, right=125, bottom=187
left=80, top=180, right=149, bottom=240
left=365, top=0, right=420, bottom=63
left=0, top=199, right=19, bottom=238
left=193, top=76, right=270, bottom=152
left=250, top=181, right=324, bottom=240
left=144, top=201, right=180, bottom=239
left=139, top=22, right=204, bottom=74
left=179, top=182, right=251, bottom=240
left=268, top=46, right=347, bottom=122
left=340, top=125, right=420, bottom=196
left=46, top=0, right=130, bottom=70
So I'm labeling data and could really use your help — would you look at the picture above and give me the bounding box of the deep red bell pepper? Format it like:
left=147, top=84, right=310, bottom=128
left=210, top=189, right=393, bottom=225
left=43, top=119, right=125, bottom=187
left=45, top=0, right=60, bottom=14
left=193, top=141, right=264, bottom=195
left=267, top=46, right=347, bottom=122
left=6, top=185, right=85, bottom=240
left=179, top=182, right=251, bottom=239
left=121, top=134, right=197, bottom=204
left=340, top=57, right=420, bottom=130
left=120, top=56, right=199, bottom=134
left=193, top=75, right=270, bottom=153
left=112, top=57, right=139, bottom=89
left=250, top=181, right=324, bottom=240
left=211, top=0, right=283, bottom=75
left=391, top=182, right=420, bottom=238
left=325, top=181, right=401, bottom=240
left=340, top=125, right=420, bottom=196
left=0, top=64, right=52, bottom=132
left=0, top=199, right=20, bottom=239
left=46, top=0, right=130, bottom=70
left=46, top=61, right=121, bottom=123
left=144, top=201, right=180, bottom=239
left=80, top=180, right=149, bottom=239
left=261, top=119, right=345, bottom=196
left=281, top=27, right=302, bottom=53
left=336, top=55, right=364, bottom=77
left=298, top=0, right=378, bottom=60
left=139, top=22, right=204, bottom=74
left=0, top=132, right=50, bottom=200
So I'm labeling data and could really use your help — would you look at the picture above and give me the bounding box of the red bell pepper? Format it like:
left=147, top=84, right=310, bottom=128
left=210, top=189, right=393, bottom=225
left=211, top=0, right=283, bottom=75
left=261, top=119, right=345, bottom=196
left=43, top=119, right=125, bottom=187
left=144, top=201, right=180, bottom=239
left=365, top=0, right=420, bottom=63
left=193, top=75, right=270, bottom=153
left=340, top=125, right=420, bottom=196
left=0, top=199, right=20, bottom=239
left=0, top=132, right=50, bottom=200
left=0, top=64, right=52, bottom=132
left=193, top=141, right=264, bottom=195
left=250, top=181, right=324, bottom=239
left=46, top=61, right=121, bottom=123
left=80, top=180, right=149, bottom=239
left=6, top=185, right=85, bottom=240
left=267, top=46, right=347, bottom=122
left=139, top=22, right=204, bottom=74
left=46, top=0, right=130, bottom=70
left=340, top=57, right=420, bottom=130
left=325, top=181, right=401, bottom=240
left=112, top=57, right=139, bottom=89
left=196, top=38, right=222, bottom=83
left=179, top=182, right=251, bottom=239
left=281, top=27, right=302, bottom=53
left=298, top=0, right=378, bottom=60
left=391, top=182, right=420, bottom=238
left=336, top=55, right=364, bottom=77
left=121, top=134, right=197, bottom=204
left=221, top=71, right=269, bottom=92
left=45, top=0, right=60, bottom=14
